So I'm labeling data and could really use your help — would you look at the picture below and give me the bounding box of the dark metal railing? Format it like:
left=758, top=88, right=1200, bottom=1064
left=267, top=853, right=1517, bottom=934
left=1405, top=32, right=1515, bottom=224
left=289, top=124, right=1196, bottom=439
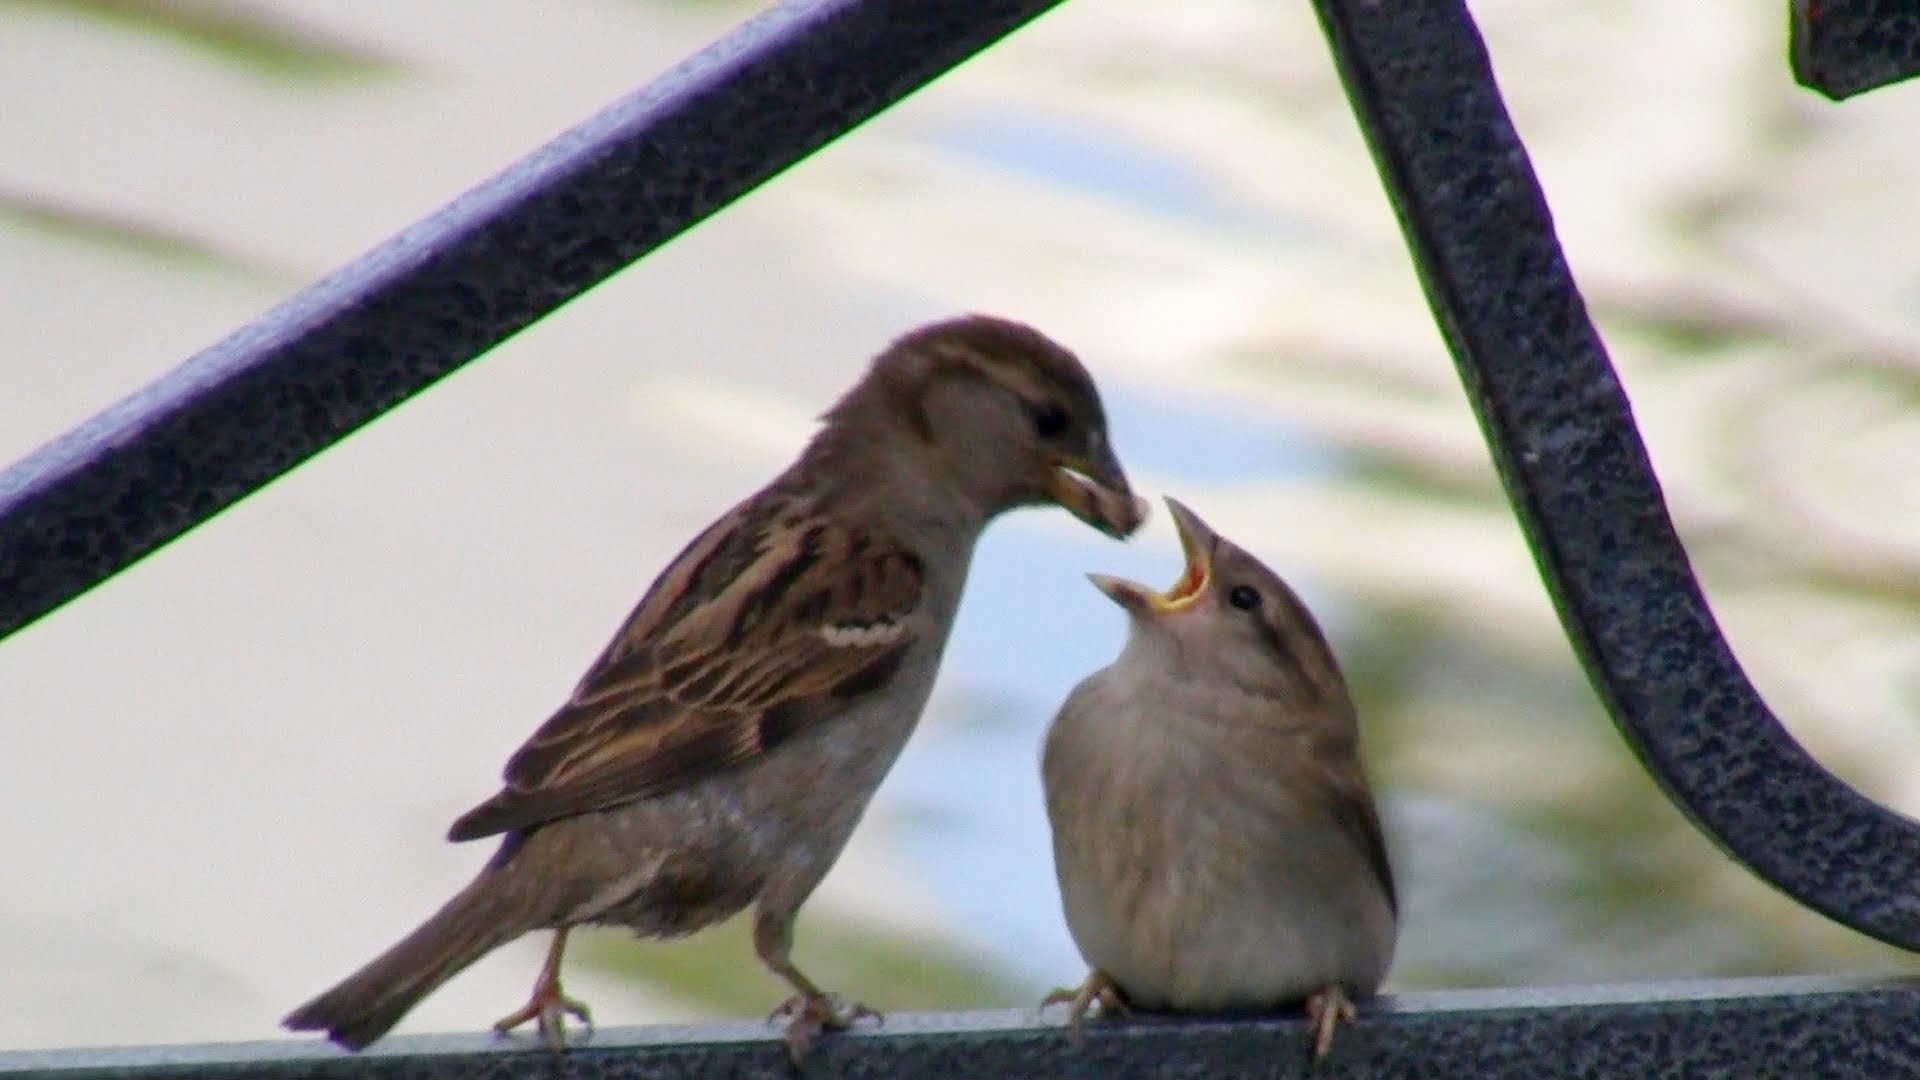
left=3, top=0, right=1919, bottom=1076
left=3, top=978, right=1917, bottom=1080
left=1792, top=0, right=1920, bottom=100
left=0, top=0, right=1065, bottom=641
left=1316, top=0, right=1920, bottom=952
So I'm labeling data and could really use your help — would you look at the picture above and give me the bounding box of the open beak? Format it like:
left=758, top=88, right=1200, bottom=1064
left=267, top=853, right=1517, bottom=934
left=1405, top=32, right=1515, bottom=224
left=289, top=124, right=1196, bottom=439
left=1088, top=496, right=1217, bottom=615
left=1047, top=435, right=1148, bottom=540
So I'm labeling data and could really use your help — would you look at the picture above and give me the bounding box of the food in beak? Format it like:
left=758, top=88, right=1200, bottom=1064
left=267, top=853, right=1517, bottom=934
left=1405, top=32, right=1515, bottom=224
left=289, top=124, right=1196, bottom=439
left=1050, top=465, right=1149, bottom=539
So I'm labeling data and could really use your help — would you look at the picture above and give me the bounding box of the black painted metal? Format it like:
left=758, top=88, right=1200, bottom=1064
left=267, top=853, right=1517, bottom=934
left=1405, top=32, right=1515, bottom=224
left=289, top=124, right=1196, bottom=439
left=1308, top=0, right=1920, bottom=952
left=3, top=978, right=1917, bottom=1079
left=1791, top=0, right=1920, bottom=101
left=0, top=0, right=1065, bottom=642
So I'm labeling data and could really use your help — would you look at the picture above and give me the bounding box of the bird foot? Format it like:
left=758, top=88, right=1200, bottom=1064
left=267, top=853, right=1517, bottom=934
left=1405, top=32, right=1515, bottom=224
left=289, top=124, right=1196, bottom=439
left=1039, top=970, right=1129, bottom=1037
left=492, top=981, right=595, bottom=1053
left=1304, top=986, right=1358, bottom=1061
left=768, top=992, right=881, bottom=1063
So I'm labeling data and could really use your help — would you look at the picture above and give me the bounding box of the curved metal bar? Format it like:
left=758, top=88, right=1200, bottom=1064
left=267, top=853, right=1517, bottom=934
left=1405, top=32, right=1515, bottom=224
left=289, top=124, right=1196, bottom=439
left=1791, top=0, right=1920, bottom=101
left=1309, top=0, right=1920, bottom=948
left=0, top=0, right=1064, bottom=642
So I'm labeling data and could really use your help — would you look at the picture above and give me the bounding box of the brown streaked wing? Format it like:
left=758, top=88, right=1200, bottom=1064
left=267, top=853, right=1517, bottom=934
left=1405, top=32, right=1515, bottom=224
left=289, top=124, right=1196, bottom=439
left=1314, top=753, right=1398, bottom=915
left=446, top=512, right=924, bottom=842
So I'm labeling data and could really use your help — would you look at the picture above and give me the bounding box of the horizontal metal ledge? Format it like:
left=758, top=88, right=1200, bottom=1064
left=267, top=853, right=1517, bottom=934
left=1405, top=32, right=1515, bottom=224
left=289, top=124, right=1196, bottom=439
left=6, top=977, right=1918, bottom=1079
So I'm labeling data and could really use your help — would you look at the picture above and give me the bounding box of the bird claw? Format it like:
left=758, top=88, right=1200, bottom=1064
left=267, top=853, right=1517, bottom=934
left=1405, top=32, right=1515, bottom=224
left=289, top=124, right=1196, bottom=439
left=493, top=987, right=595, bottom=1053
left=1039, top=970, right=1129, bottom=1039
left=769, top=992, right=881, bottom=1063
left=1304, top=987, right=1358, bottom=1061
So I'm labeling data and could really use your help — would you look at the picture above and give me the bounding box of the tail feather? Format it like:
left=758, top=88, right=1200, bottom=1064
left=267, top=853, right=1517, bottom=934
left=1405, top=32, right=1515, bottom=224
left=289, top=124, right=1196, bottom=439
left=284, top=873, right=529, bottom=1050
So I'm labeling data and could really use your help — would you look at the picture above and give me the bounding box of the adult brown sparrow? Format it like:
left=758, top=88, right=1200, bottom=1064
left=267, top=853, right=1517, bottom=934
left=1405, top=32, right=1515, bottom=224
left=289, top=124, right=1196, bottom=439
left=284, top=315, right=1146, bottom=1061
left=1040, top=498, right=1396, bottom=1061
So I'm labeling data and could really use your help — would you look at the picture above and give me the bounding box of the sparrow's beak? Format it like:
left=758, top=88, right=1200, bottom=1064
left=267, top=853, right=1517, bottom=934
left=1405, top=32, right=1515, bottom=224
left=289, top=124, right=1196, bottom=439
left=1048, top=434, right=1148, bottom=540
left=1088, top=497, right=1217, bottom=616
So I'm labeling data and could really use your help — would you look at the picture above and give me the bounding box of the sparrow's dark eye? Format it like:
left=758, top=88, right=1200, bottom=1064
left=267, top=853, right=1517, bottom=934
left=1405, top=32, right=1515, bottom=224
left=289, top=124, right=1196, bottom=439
left=1031, top=403, right=1070, bottom=439
left=1228, top=585, right=1262, bottom=611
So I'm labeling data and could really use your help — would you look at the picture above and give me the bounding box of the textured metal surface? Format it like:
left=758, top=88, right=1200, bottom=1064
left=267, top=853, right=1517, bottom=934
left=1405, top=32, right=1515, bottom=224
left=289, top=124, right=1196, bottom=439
left=1791, top=0, right=1920, bottom=101
left=3, top=978, right=1917, bottom=1079
left=1309, top=0, right=1920, bottom=950
left=0, top=0, right=1066, bottom=642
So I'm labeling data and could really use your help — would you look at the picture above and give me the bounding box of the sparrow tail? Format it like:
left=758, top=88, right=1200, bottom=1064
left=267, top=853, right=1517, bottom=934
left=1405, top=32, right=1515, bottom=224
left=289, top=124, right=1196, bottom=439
left=284, top=869, right=531, bottom=1051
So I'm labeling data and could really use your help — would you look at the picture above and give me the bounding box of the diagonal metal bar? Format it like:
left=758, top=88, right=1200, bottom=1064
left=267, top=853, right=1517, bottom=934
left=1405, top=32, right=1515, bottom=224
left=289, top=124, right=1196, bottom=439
left=1791, top=0, right=1920, bottom=101
left=1309, top=0, right=1920, bottom=949
left=0, top=0, right=1065, bottom=642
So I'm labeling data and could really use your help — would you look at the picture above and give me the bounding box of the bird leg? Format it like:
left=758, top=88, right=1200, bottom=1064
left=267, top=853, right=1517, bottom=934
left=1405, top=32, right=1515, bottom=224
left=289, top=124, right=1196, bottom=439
left=754, top=911, right=880, bottom=1063
left=1304, top=986, right=1358, bottom=1061
left=491, top=928, right=595, bottom=1052
left=1039, top=969, right=1130, bottom=1035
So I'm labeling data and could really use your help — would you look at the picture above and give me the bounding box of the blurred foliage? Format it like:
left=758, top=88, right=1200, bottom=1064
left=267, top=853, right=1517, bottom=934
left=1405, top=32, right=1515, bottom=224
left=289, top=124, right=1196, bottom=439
left=0, top=0, right=397, bottom=279
left=0, top=187, right=296, bottom=280
left=576, top=911, right=1026, bottom=1017
left=3, top=0, right=402, bottom=79
left=1315, top=493, right=1920, bottom=989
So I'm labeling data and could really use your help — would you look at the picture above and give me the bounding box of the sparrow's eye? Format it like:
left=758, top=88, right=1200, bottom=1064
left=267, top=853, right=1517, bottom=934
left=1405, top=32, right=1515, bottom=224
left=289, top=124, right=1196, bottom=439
left=1031, top=403, right=1070, bottom=439
left=1228, top=585, right=1262, bottom=611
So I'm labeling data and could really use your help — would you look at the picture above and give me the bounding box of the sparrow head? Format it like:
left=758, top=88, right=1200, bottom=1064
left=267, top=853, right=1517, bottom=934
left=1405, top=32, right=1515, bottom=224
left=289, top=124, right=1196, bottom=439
left=1089, top=497, right=1347, bottom=703
left=825, top=315, right=1147, bottom=539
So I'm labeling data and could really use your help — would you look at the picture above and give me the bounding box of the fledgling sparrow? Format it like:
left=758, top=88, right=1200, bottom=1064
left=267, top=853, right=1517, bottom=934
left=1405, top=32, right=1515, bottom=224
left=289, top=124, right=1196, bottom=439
left=1039, top=498, right=1396, bottom=1061
left=283, top=315, right=1147, bottom=1061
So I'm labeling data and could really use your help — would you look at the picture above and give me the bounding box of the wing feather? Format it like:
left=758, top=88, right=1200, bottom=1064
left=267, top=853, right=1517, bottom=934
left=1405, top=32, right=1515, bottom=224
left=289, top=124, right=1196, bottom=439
left=1314, top=751, right=1397, bottom=915
left=446, top=498, right=924, bottom=842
